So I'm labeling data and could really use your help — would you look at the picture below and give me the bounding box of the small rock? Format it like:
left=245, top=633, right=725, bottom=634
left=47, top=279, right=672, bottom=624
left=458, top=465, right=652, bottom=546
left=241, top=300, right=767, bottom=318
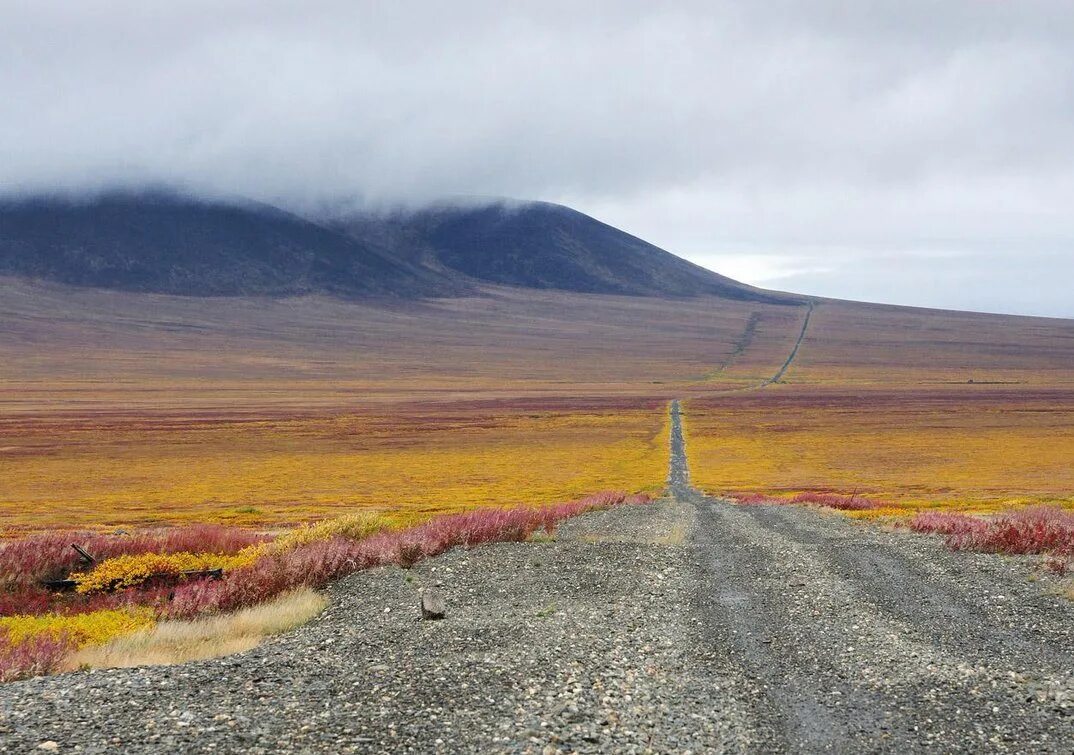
left=421, top=587, right=446, bottom=620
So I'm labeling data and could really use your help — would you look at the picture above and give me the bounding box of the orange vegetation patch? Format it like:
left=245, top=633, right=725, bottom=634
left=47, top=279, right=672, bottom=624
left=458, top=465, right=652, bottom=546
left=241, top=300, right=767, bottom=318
left=0, top=398, right=669, bottom=533
left=685, top=386, right=1074, bottom=518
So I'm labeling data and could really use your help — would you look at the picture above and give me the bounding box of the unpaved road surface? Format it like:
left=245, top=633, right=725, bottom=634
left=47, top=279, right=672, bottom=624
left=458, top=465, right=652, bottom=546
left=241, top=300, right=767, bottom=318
left=2, top=403, right=1071, bottom=752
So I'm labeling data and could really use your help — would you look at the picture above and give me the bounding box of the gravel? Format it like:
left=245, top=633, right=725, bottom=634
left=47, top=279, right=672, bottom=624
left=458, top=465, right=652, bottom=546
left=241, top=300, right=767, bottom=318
left=1, top=402, right=1070, bottom=753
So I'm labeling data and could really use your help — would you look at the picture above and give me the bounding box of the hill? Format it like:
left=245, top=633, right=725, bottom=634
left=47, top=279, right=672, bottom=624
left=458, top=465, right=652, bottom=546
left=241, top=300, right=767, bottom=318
left=0, top=192, right=457, bottom=298
left=0, top=192, right=790, bottom=302
left=333, top=201, right=789, bottom=302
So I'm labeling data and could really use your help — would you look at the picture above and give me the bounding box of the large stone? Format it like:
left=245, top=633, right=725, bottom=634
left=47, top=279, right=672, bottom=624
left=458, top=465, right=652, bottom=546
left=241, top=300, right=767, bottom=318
left=421, top=587, right=446, bottom=620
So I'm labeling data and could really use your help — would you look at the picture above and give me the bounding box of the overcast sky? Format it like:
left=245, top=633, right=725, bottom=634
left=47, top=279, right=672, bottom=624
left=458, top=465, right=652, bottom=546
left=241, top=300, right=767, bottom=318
left=3, top=2, right=1073, bottom=317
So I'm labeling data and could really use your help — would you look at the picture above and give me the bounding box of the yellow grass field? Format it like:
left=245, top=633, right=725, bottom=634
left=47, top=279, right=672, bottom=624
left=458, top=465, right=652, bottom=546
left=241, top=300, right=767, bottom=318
left=0, top=399, right=669, bottom=533
left=685, top=387, right=1074, bottom=517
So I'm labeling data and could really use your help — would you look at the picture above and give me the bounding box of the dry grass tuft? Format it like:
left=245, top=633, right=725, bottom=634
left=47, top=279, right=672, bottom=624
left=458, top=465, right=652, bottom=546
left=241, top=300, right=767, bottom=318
left=68, top=588, right=326, bottom=669
left=654, top=521, right=689, bottom=546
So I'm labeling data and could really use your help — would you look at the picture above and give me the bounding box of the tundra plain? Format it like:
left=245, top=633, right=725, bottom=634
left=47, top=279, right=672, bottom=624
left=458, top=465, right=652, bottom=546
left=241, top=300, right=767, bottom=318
left=3, top=279, right=1073, bottom=532
left=2, top=277, right=1074, bottom=747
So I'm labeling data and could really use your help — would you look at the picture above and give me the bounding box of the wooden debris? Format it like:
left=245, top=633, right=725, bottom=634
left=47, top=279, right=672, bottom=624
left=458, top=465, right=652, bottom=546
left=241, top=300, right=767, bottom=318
left=40, top=568, right=224, bottom=593
left=40, top=578, right=77, bottom=593
left=71, top=543, right=96, bottom=565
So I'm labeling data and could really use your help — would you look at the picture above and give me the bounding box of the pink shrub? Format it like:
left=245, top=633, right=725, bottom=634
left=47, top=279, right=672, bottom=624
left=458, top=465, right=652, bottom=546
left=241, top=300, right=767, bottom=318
left=909, top=506, right=1074, bottom=557
left=789, top=492, right=884, bottom=511
left=906, top=511, right=990, bottom=537
left=0, top=525, right=269, bottom=587
left=0, top=632, right=74, bottom=682
left=947, top=506, right=1074, bottom=556
left=0, top=584, right=176, bottom=618
left=168, top=491, right=651, bottom=619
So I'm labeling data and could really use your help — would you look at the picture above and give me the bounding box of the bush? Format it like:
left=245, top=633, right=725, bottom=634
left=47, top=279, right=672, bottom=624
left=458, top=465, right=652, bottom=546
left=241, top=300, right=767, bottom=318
left=0, top=584, right=175, bottom=619
left=267, top=512, right=391, bottom=552
left=1, top=490, right=653, bottom=679
left=0, top=525, right=269, bottom=588
left=0, top=632, right=74, bottom=682
left=906, top=511, right=989, bottom=537
left=73, top=550, right=262, bottom=593
left=0, top=607, right=154, bottom=647
left=908, top=506, right=1074, bottom=556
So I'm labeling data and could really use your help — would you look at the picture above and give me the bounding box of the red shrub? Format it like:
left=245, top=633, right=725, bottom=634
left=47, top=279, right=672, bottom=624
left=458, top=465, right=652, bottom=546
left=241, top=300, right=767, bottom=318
left=0, top=632, right=74, bottom=682
left=906, top=511, right=990, bottom=537
left=909, top=506, right=1074, bottom=556
left=0, top=583, right=177, bottom=618
left=0, top=525, right=269, bottom=587
left=948, top=506, right=1074, bottom=556
left=0, top=587, right=54, bottom=617
left=790, top=492, right=884, bottom=511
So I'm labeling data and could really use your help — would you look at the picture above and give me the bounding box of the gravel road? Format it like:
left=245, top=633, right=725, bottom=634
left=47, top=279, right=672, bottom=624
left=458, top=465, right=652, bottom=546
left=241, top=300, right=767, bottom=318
left=1, top=402, right=1071, bottom=753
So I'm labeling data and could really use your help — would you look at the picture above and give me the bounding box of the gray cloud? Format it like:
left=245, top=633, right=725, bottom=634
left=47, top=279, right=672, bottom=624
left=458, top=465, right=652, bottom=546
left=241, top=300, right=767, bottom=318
left=2, top=1, right=1073, bottom=315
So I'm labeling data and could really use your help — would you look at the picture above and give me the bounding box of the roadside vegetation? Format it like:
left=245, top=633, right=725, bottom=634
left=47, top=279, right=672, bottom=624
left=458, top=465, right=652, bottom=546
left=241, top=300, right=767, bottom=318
left=70, top=588, right=327, bottom=670
left=0, top=491, right=650, bottom=682
left=905, top=506, right=1073, bottom=574
left=732, top=491, right=1072, bottom=568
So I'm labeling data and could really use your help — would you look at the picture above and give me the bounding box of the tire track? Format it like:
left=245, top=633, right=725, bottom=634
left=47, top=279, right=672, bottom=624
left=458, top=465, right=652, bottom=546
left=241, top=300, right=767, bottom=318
left=670, top=399, right=1074, bottom=753
left=761, top=301, right=814, bottom=386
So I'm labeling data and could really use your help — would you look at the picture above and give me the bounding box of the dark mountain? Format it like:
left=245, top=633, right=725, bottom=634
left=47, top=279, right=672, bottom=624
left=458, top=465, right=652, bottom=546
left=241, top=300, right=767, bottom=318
left=335, top=201, right=790, bottom=303
left=0, top=192, right=458, bottom=298
left=0, top=192, right=791, bottom=303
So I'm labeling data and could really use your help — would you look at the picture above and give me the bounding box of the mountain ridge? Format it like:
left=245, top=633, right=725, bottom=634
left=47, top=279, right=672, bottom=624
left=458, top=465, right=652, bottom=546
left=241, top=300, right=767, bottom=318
left=0, top=191, right=792, bottom=303
left=0, top=191, right=458, bottom=298
left=331, top=200, right=789, bottom=302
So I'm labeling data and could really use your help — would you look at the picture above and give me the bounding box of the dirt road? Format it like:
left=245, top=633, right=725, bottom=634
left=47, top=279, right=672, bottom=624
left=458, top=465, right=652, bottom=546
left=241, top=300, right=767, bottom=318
left=762, top=302, right=813, bottom=386
left=1, top=402, right=1070, bottom=752
left=668, top=402, right=1072, bottom=752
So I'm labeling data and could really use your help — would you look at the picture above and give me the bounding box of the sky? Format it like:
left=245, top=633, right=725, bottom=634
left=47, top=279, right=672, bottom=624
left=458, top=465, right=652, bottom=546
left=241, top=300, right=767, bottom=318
left=2, top=2, right=1073, bottom=317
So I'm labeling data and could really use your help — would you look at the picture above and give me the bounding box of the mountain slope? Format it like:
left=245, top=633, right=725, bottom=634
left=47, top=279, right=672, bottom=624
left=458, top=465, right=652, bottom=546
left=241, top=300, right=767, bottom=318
left=336, top=201, right=791, bottom=303
left=0, top=193, right=459, bottom=298
left=0, top=192, right=790, bottom=302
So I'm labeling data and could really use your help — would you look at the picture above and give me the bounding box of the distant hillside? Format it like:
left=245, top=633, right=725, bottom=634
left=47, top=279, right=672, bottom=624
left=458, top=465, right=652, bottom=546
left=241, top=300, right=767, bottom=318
left=0, top=192, right=790, bottom=302
left=0, top=193, right=458, bottom=298
left=336, top=201, right=791, bottom=302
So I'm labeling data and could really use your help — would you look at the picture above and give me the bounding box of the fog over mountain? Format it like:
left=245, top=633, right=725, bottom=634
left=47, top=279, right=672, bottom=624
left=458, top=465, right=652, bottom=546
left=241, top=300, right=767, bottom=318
left=2, top=2, right=1073, bottom=315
